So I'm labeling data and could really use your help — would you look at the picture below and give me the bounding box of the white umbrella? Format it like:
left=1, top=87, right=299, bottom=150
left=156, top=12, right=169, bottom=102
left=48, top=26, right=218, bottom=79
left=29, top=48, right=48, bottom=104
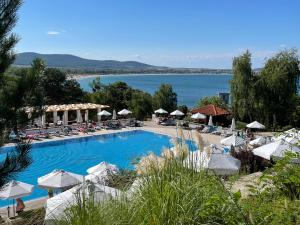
left=97, top=110, right=112, bottom=116
left=76, top=110, right=83, bottom=123
left=154, top=108, right=168, bottom=114
left=207, top=152, right=241, bottom=175
left=208, top=115, right=213, bottom=126
left=45, top=182, right=121, bottom=222
left=246, top=121, right=265, bottom=129
left=112, top=110, right=117, bottom=120
left=118, top=109, right=132, bottom=115
left=0, top=180, right=34, bottom=216
left=221, top=135, right=245, bottom=147
left=184, top=148, right=240, bottom=175
left=87, top=161, right=119, bottom=174
left=191, top=112, right=206, bottom=120
left=170, top=110, right=184, bottom=116
left=253, top=140, right=300, bottom=160
left=230, top=118, right=236, bottom=131
left=0, top=180, right=33, bottom=200
left=38, top=169, right=84, bottom=189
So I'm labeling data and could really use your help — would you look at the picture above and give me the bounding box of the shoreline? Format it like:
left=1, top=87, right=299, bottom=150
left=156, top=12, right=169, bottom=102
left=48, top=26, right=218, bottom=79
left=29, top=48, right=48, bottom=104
left=71, top=73, right=232, bottom=80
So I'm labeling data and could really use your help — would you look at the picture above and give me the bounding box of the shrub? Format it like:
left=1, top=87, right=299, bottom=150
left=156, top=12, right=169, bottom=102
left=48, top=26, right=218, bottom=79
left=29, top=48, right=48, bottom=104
left=57, top=161, right=248, bottom=225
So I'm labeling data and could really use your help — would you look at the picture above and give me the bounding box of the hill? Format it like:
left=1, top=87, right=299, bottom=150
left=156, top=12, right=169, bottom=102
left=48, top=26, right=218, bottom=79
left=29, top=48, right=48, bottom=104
left=14, top=52, right=160, bottom=70
left=14, top=52, right=232, bottom=74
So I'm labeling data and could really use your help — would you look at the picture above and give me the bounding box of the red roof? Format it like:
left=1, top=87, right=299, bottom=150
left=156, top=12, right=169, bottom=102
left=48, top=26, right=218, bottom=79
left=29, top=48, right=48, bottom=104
left=191, top=104, right=230, bottom=116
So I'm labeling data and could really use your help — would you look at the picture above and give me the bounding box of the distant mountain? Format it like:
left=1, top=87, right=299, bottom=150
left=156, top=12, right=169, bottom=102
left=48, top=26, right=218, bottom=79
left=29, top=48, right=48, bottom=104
left=14, top=52, right=233, bottom=75
left=14, top=52, right=161, bottom=70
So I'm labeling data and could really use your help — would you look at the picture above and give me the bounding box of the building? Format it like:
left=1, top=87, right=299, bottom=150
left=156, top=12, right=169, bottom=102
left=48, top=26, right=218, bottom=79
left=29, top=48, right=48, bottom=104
left=191, top=104, right=231, bottom=126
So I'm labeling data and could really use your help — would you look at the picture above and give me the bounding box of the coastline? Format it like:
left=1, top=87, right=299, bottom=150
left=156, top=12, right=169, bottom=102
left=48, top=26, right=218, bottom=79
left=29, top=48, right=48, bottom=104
left=71, top=73, right=232, bottom=80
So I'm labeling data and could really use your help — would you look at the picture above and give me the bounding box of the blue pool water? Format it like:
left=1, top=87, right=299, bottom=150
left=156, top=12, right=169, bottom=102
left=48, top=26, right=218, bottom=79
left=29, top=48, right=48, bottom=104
left=0, top=130, right=187, bottom=206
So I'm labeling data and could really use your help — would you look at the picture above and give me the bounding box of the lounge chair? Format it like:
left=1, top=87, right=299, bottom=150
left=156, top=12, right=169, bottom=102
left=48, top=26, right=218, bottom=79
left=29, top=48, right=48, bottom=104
left=212, top=126, right=222, bottom=135
left=200, top=126, right=210, bottom=133
left=160, top=119, right=176, bottom=126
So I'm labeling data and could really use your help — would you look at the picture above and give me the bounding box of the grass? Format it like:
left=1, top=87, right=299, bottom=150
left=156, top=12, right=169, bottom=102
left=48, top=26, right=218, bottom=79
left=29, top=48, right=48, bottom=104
left=56, top=160, right=248, bottom=225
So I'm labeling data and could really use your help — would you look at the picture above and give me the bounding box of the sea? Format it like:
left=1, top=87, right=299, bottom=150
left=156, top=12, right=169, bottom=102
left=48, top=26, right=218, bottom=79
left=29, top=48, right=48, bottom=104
left=78, top=74, right=232, bottom=108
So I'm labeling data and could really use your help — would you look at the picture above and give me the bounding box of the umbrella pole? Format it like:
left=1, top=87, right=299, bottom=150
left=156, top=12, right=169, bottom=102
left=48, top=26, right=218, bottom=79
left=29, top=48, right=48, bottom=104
left=13, top=199, right=15, bottom=217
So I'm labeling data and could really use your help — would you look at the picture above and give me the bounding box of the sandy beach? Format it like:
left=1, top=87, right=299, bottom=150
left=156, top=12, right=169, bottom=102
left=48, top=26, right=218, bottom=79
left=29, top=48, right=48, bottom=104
left=71, top=73, right=232, bottom=80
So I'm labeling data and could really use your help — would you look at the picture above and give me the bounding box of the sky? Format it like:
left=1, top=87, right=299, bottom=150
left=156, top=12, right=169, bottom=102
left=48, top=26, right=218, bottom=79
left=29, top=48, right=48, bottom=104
left=14, top=0, right=300, bottom=69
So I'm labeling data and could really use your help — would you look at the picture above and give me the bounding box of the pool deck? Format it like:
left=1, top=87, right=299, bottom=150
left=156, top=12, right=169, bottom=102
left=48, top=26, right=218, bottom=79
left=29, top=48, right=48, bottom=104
left=0, top=121, right=222, bottom=219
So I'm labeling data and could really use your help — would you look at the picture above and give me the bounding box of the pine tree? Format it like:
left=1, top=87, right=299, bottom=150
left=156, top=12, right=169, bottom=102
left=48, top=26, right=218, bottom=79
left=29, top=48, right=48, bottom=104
left=0, top=0, right=33, bottom=188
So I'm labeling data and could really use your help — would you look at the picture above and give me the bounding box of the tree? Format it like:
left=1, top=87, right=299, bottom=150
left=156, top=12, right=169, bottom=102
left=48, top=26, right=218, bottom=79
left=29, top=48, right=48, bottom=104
left=89, top=77, right=104, bottom=93
left=260, top=49, right=300, bottom=128
left=196, top=96, right=226, bottom=109
left=0, top=0, right=33, bottom=188
left=0, top=0, right=21, bottom=78
left=129, top=91, right=153, bottom=120
left=153, top=84, right=177, bottom=112
left=42, top=68, right=85, bottom=104
left=231, top=51, right=255, bottom=122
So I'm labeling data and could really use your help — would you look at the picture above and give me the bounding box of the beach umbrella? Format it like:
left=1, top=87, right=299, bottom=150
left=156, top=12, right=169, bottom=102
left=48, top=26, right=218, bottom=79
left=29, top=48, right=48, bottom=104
left=170, top=110, right=184, bottom=116
left=208, top=115, right=213, bottom=126
left=112, top=110, right=117, bottom=120
left=0, top=180, right=34, bottom=216
left=38, top=169, right=84, bottom=189
left=191, top=112, right=206, bottom=120
left=207, top=152, right=241, bottom=175
left=230, top=118, right=236, bottom=131
left=184, top=148, right=241, bottom=175
left=246, top=121, right=265, bottom=129
left=63, top=111, right=68, bottom=125
left=97, top=110, right=112, bottom=116
left=220, top=135, right=245, bottom=147
left=0, top=180, right=34, bottom=200
left=118, top=109, right=132, bottom=115
left=253, top=140, right=300, bottom=160
left=45, top=182, right=121, bottom=222
left=87, top=161, right=119, bottom=175
left=76, top=110, right=83, bottom=123
left=154, top=108, right=168, bottom=114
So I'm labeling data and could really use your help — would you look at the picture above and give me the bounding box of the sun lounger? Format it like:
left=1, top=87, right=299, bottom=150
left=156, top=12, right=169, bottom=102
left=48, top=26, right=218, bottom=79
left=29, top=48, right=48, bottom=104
left=212, top=126, right=222, bottom=135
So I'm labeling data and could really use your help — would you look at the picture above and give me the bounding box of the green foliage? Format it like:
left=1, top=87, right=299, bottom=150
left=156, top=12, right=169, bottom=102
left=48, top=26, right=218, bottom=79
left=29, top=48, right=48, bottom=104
left=231, top=50, right=300, bottom=129
left=58, top=161, right=248, bottom=225
left=0, top=142, right=32, bottom=188
left=178, top=104, right=188, bottom=114
left=129, top=91, right=153, bottom=120
left=242, top=193, right=300, bottom=225
left=42, top=68, right=85, bottom=104
left=0, top=0, right=22, bottom=77
left=197, top=96, right=226, bottom=108
left=263, top=153, right=300, bottom=200
left=242, top=154, right=300, bottom=224
left=236, top=121, right=247, bottom=130
left=106, top=169, right=137, bottom=191
left=89, top=77, right=104, bottom=93
left=231, top=50, right=255, bottom=122
left=153, top=83, right=177, bottom=112
left=88, top=80, right=176, bottom=120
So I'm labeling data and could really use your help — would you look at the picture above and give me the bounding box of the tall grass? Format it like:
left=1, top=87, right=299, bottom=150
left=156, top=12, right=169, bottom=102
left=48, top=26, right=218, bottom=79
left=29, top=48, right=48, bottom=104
left=56, top=159, right=248, bottom=225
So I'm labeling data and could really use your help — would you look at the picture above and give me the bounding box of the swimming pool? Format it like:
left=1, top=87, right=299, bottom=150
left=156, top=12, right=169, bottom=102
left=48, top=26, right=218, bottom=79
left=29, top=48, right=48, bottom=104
left=0, top=130, right=183, bottom=206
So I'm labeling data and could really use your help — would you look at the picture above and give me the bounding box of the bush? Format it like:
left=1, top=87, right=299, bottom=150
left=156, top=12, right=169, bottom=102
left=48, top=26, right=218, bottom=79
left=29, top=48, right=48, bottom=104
left=236, top=121, right=247, bottom=130
left=57, top=161, right=248, bottom=225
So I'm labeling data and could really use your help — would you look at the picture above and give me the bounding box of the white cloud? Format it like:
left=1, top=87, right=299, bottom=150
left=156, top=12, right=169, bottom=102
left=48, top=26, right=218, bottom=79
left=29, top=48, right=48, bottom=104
left=47, top=31, right=60, bottom=35
left=280, top=44, right=286, bottom=48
